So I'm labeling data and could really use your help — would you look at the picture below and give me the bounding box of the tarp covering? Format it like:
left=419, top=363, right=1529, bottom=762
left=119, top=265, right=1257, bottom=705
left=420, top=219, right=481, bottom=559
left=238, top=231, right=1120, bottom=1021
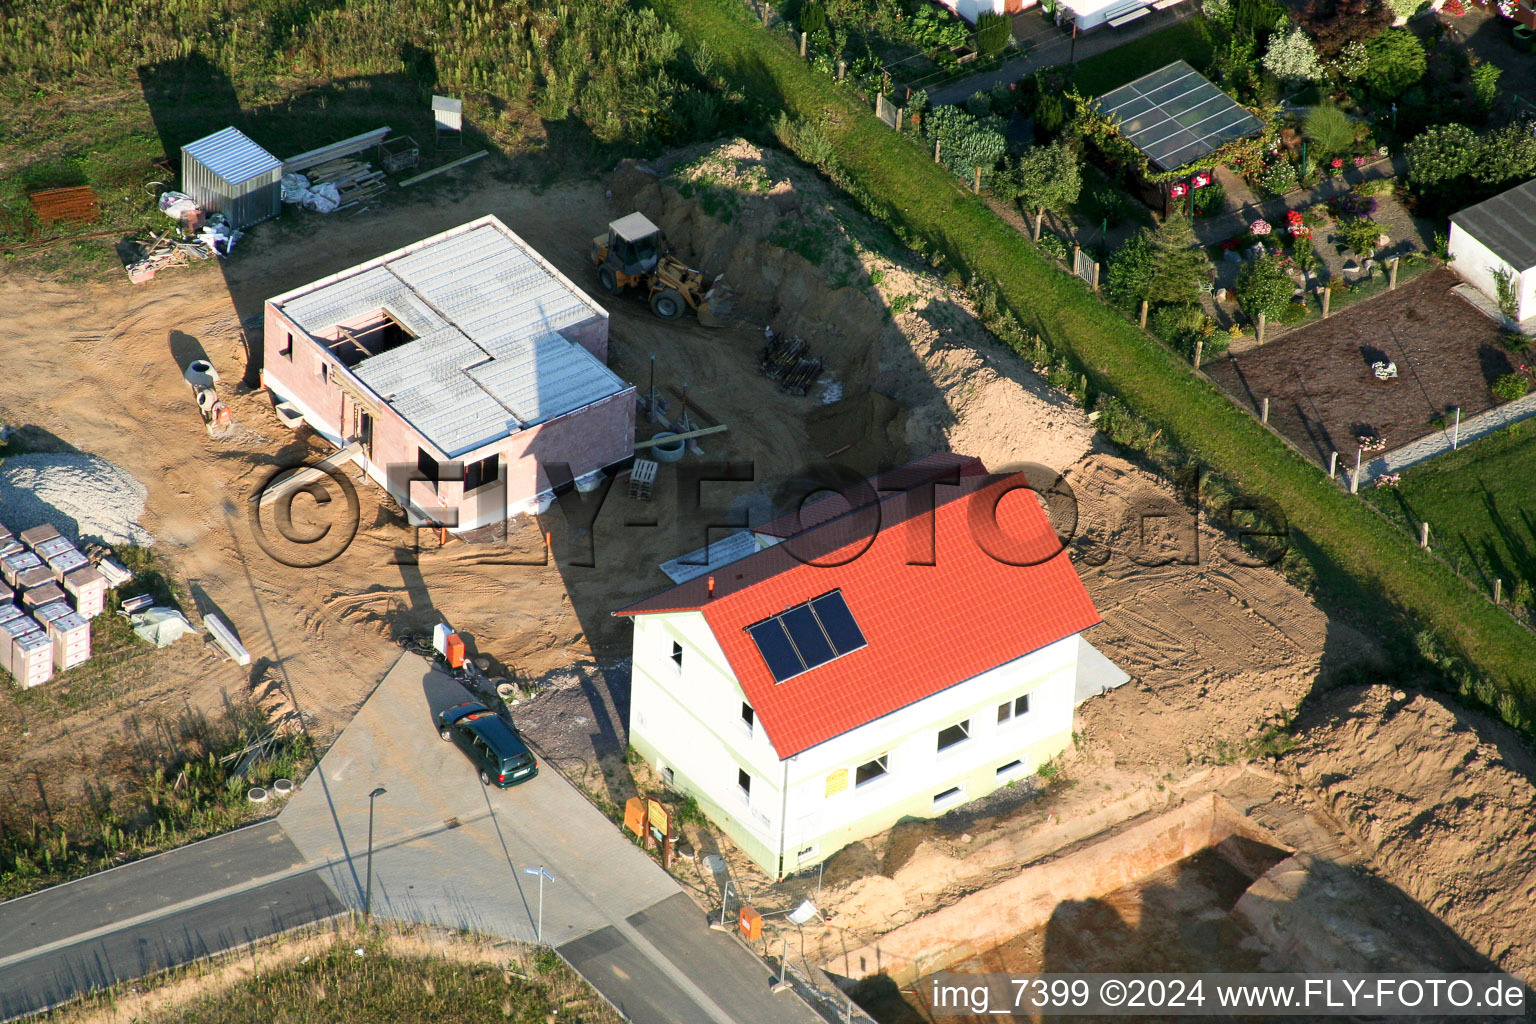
left=130, top=606, right=196, bottom=648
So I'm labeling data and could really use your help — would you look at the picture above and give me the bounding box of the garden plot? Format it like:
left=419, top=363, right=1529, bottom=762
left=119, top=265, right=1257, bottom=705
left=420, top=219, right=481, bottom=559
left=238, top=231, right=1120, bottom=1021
left=1203, top=268, right=1519, bottom=468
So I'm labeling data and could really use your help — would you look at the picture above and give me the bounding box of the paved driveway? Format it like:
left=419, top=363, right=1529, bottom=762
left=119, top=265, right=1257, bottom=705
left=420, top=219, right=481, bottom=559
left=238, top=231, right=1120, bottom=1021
left=0, top=654, right=826, bottom=1024
left=278, top=654, right=825, bottom=1024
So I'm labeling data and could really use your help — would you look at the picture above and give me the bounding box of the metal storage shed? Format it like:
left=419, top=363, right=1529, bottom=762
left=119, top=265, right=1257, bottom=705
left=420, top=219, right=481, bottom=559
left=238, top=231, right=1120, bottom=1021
left=181, top=127, right=282, bottom=230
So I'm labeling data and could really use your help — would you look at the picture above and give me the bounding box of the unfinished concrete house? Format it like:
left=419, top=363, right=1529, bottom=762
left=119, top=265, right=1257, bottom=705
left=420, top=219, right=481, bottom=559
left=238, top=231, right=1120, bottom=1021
left=263, top=215, right=636, bottom=530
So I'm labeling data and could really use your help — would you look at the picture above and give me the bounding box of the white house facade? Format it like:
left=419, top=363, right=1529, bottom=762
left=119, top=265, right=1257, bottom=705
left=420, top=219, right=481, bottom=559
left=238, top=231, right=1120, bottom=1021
left=616, top=462, right=1125, bottom=877
left=1448, top=178, right=1536, bottom=325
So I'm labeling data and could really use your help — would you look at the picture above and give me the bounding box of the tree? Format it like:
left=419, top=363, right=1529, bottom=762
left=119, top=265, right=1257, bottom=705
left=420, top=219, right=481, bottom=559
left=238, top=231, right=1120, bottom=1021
left=800, top=1, right=828, bottom=33
left=976, top=12, right=1011, bottom=56
left=1203, top=0, right=1236, bottom=31
left=1295, top=0, right=1390, bottom=56
left=1331, top=40, right=1369, bottom=79
left=1404, top=122, right=1479, bottom=188
left=1144, top=216, right=1214, bottom=307
left=1362, top=28, right=1426, bottom=96
left=1263, top=26, right=1322, bottom=82
left=924, top=104, right=1007, bottom=180
left=994, top=142, right=1082, bottom=214
left=1472, top=121, right=1536, bottom=188
left=1382, top=0, right=1425, bottom=20
left=1472, top=61, right=1503, bottom=112
left=1106, top=217, right=1212, bottom=308
left=1303, top=102, right=1354, bottom=156
left=1235, top=256, right=1295, bottom=321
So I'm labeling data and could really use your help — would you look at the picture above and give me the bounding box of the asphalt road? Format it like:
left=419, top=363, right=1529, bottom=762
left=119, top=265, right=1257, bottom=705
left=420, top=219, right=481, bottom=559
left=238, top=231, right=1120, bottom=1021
left=0, top=655, right=825, bottom=1024
left=0, top=824, right=342, bottom=1021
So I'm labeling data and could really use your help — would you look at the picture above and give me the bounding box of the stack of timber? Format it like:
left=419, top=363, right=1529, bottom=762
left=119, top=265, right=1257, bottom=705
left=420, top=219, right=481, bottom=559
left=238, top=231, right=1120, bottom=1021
left=305, top=157, right=386, bottom=210
left=124, top=231, right=212, bottom=284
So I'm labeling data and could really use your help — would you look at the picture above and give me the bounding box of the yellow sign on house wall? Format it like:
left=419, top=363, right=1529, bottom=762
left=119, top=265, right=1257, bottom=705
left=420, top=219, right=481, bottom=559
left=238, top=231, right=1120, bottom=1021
left=825, top=768, right=848, bottom=798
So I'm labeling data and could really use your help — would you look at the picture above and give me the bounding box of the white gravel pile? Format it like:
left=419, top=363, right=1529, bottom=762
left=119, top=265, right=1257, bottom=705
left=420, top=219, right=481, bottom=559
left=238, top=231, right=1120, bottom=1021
left=0, top=453, right=154, bottom=547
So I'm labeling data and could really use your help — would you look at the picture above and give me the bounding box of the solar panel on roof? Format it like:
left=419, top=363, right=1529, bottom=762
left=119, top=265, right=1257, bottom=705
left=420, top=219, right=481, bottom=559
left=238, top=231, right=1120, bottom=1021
left=782, top=605, right=835, bottom=668
left=748, top=589, right=867, bottom=683
left=748, top=619, right=803, bottom=682
left=810, top=592, right=866, bottom=654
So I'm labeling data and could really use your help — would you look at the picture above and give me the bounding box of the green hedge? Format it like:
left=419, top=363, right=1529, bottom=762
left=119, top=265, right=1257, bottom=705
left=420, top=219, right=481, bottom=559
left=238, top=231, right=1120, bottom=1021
left=653, top=0, right=1536, bottom=725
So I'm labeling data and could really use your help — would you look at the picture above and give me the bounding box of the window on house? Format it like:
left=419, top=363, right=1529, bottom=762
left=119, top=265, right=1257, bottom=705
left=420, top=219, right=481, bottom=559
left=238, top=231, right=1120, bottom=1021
left=464, top=454, right=500, bottom=492
left=671, top=641, right=684, bottom=670
left=661, top=765, right=675, bottom=786
left=738, top=768, right=751, bottom=798
left=280, top=332, right=293, bottom=360
left=933, top=785, right=964, bottom=808
left=997, top=694, right=1030, bottom=724
left=996, top=759, right=1024, bottom=778
left=937, top=720, right=970, bottom=752
left=741, top=702, right=755, bottom=730
left=855, top=755, right=888, bottom=787
left=315, top=359, right=328, bottom=383
left=417, top=448, right=441, bottom=493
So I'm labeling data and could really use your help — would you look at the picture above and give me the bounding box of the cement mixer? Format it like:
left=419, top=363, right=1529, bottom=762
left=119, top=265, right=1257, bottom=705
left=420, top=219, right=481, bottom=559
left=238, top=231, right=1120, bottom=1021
left=184, top=359, right=232, bottom=435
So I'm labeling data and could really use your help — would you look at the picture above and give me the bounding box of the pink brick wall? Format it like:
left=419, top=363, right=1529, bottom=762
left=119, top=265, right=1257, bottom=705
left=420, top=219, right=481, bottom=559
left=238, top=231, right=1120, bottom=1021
left=262, top=303, right=633, bottom=529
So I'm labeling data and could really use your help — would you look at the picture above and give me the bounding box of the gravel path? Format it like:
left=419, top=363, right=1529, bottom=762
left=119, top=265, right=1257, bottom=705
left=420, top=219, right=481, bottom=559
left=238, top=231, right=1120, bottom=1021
left=0, top=453, right=153, bottom=546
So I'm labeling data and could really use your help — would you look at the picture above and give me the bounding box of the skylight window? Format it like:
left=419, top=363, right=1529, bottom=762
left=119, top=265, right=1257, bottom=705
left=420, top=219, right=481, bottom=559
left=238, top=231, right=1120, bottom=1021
left=746, top=590, right=867, bottom=683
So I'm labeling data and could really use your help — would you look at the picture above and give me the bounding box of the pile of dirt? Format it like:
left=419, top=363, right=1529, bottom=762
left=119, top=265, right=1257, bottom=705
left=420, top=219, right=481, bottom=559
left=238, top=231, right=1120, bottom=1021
left=608, top=140, right=1096, bottom=474
left=1286, top=685, right=1536, bottom=982
left=0, top=452, right=153, bottom=546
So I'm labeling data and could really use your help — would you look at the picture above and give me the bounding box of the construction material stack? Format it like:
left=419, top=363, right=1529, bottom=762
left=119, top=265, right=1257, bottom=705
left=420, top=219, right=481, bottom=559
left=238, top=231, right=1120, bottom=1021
left=0, top=520, right=112, bottom=684
left=304, top=158, right=386, bottom=211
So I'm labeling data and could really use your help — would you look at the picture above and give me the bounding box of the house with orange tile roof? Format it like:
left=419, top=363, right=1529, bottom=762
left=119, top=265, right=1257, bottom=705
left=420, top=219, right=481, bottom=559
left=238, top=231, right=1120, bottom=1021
left=614, top=458, right=1127, bottom=877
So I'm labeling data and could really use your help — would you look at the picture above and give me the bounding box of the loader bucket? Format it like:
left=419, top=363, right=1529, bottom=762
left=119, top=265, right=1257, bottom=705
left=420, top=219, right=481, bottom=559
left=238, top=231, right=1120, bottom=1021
left=696, top=274, right=731, bottom=328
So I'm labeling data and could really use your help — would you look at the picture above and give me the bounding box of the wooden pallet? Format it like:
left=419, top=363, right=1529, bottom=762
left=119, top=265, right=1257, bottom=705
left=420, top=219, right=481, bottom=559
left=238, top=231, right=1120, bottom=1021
left=629, top=459, right=659, bottom=500
left=29, top=186, right=100, bottom=225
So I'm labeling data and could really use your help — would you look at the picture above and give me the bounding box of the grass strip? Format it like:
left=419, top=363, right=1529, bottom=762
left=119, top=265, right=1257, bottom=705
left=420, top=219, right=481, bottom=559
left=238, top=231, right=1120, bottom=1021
left=651, top=0, right=1536, bottom=720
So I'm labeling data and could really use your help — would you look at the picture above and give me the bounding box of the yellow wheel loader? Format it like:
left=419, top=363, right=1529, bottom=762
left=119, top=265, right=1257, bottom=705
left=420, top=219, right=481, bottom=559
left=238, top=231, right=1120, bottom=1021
left=591, top=212, right=723, bottom=324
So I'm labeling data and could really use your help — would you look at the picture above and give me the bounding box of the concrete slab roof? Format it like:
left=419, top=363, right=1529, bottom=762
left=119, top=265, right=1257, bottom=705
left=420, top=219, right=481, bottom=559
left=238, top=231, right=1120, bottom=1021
left=270, top=216, right=625, bottom=457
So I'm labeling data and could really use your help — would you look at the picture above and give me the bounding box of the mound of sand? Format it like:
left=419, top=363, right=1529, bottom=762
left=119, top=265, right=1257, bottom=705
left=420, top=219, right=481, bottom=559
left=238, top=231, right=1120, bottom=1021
left=1287, top=685, right=1536, bottom=982
left=0, top=452, right=153, bottom=547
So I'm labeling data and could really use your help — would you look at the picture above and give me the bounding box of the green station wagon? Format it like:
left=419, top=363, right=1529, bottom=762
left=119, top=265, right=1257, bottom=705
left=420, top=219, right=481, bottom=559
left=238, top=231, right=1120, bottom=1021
left=436, top=701, right=539, bottom=788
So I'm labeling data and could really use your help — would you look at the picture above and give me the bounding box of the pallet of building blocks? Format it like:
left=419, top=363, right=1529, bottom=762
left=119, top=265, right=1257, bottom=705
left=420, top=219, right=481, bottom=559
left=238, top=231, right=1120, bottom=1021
left=46, top=549, right=88, bottom=583
left=22, top=582, right=65, bottom=609
left=18, top=524, right=61, bottom=551
left=0, top=523, right=11, bottom=546
left=0, top=581, right=10, bottom=606
left=1, top=551, right=42, bottom=587
left=1, top=615, right=42, bottom=682
left=63, top=566, right=106, bottom=619
left=0, top=541, right=22, bottom=560
left=47, top=611, right=90, bottom=670
left=0, top=603, right=23, bottom=629
left=35, top=537, right=75, bottom=560
left=15, top=566, right=53, bottom=591
left=10, top=630, right=53, bottom=687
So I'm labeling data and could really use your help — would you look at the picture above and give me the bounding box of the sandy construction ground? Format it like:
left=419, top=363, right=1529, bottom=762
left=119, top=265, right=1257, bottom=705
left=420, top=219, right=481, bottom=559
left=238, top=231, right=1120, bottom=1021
left=0, top=139, right=1532, bottom=987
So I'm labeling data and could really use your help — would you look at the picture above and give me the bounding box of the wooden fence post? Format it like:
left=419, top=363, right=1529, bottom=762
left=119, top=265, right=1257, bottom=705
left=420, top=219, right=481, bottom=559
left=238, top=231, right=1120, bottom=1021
left=1033, top=207, right=1044, bottom=241
left=1495, top=578, right=1503, bottom=604
left=1419, top=522, right=1430, bottom=549
left=1092, top=262, right=1100, bottom=292
left=1351, top=448, right=1361, bottom=494
left=973, top=166, right=981, bottom=194
left=800, top=31, right=808, bottom=56
left=837, top=60, right=846, bottom=81
left=896, top=107, right=905, bottom=133
left=1139, top=299, right=1148, bottom=329
left=1321, top=287, right=1331, bottom=319
left=1388, top=256, right=1399, bottom=290
left=1329, top=451, right=1338, bottom=479
left=934, top=139, right=941, bottom=164
left=1256, top=312, right=1266, bottom=345
left=1261, top=397, right=1269, bottom=424
left=1193, top=338, right=1203, bottom=368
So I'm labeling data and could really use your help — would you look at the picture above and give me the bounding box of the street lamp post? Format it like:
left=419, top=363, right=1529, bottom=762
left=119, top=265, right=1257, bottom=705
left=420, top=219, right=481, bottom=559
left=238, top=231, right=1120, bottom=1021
left=524, top=865, right=555, bottom=943
left=365, top=786, right=387, bottom=918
